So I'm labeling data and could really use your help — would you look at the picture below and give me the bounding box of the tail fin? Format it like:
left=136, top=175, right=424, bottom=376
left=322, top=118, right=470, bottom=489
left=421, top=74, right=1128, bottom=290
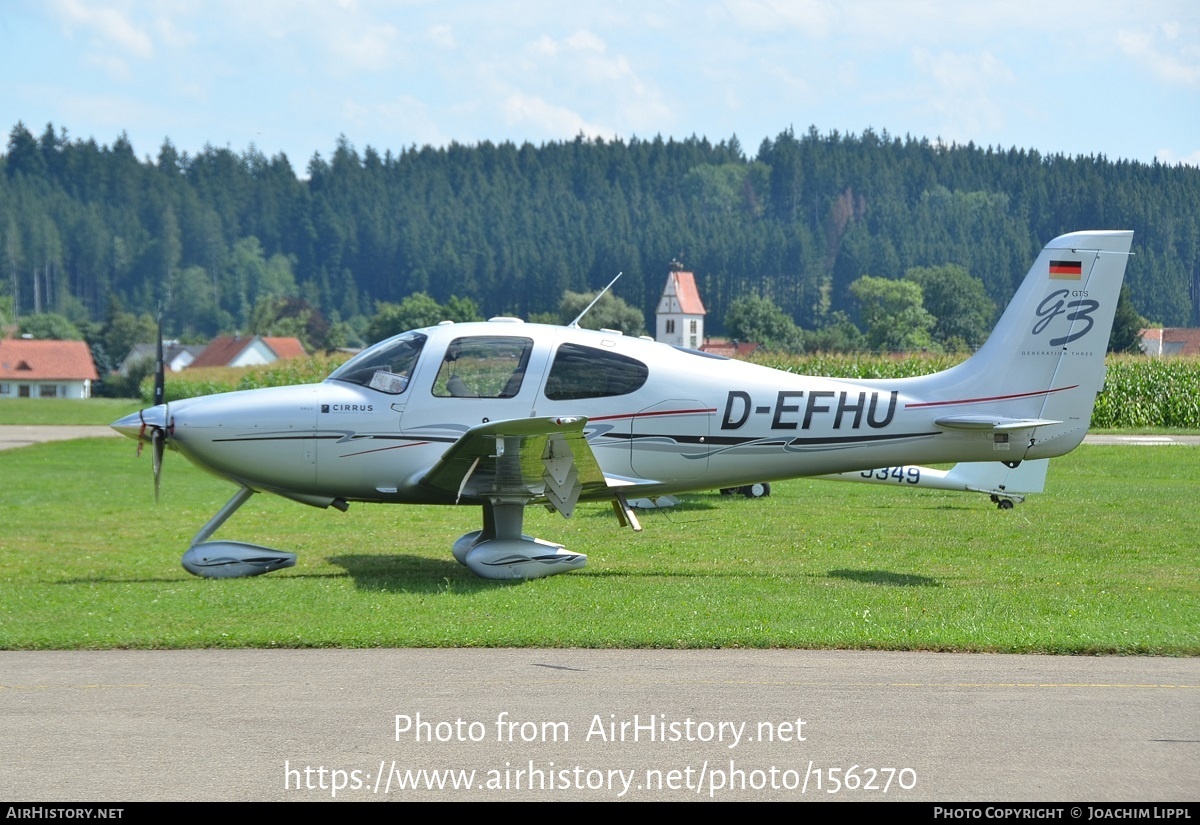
left=915, top=231, right=1133, bottom=458
left=944, top=458, right=1048, bottom=496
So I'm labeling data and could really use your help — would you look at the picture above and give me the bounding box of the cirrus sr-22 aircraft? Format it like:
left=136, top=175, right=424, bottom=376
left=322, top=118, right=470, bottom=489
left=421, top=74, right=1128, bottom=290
left=112, top=230, right=1132, bottom=580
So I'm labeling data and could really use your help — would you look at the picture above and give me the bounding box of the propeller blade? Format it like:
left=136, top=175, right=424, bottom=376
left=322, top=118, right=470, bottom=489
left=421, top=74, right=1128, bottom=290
left=154, top=313, right=165, bottom=407
left=150, top=310, right=170, bottom=502
left=152, top=427, right=164, bottom=503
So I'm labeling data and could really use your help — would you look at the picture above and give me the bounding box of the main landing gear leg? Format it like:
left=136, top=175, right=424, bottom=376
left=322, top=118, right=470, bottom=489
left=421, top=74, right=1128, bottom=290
left=452, top=499, right=586, bottom=580
left=180, top=486, right=298, bottom=578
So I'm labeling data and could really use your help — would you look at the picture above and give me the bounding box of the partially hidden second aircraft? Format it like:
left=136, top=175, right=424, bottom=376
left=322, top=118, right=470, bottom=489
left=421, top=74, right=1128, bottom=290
left=112, top=230, right=1133, bottom=580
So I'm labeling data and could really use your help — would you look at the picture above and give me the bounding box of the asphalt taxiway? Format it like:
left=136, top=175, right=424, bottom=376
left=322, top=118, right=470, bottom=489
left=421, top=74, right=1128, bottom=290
left=2, top=649, right=1196, bottom=801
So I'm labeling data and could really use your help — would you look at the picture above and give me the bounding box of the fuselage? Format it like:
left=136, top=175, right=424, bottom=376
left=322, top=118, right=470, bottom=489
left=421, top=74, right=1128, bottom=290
left=113, top=320, right=1066, bottom=507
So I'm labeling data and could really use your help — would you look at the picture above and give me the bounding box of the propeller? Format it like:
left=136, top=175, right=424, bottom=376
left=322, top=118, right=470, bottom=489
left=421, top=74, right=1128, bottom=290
left=135, top=311, right=170, bottom=502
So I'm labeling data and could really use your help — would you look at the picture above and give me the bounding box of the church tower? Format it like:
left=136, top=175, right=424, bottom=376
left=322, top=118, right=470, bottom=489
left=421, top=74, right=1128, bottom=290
left=655, top=260, right=706, bottom=349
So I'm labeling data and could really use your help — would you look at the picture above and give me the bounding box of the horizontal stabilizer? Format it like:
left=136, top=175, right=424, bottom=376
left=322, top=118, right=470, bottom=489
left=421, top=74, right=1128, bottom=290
left=934, top=415, right=1062, bottom=431
left=948, top=459, right=1049, bottom=496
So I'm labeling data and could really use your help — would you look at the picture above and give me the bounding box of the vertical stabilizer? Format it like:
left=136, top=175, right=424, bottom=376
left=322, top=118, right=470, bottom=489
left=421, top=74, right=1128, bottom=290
left=913, top=231, right=1133, bottom=457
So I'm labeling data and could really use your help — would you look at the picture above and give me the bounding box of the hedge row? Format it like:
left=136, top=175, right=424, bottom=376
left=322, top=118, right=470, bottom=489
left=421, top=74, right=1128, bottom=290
left=141, top=354, right=349, bottom=404
left=146, top=352, right=1200, bottom=430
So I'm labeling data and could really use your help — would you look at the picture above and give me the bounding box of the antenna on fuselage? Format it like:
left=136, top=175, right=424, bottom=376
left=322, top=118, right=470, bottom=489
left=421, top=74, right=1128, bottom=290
left=568, top=272, right=622, bottom=329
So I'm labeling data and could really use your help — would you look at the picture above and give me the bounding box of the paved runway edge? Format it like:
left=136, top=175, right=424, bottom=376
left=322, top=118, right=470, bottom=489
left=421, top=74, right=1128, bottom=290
left=2, top=649, right=1195, bottom=801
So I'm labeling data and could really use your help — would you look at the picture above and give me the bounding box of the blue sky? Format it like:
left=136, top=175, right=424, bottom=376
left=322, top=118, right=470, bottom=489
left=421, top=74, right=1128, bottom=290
left=3, top=1, right=1198, bottom=170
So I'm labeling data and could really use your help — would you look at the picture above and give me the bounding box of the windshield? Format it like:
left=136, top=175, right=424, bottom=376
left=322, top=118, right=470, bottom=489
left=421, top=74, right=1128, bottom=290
left=327, top=332, right=427, bottom=395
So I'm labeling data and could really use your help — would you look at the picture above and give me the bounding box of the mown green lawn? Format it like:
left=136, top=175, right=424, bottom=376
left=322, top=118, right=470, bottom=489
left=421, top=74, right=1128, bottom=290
left=1, top=436, right=1195, bottom=653
left=0, top=398, right=141, bottom=426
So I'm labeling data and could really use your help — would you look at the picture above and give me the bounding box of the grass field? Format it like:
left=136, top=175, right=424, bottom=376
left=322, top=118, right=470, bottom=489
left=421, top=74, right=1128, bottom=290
left=0, top=398, right=142, bottom=426
left=0, top=435, right=1195, bottom=653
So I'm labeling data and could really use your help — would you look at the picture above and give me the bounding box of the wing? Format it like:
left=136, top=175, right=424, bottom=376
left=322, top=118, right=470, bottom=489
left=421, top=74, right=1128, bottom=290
left=418, top=416, right=610, bottom=517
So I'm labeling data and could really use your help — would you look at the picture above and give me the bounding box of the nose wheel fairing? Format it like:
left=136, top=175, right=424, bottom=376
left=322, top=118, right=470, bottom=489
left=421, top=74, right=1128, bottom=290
left=180, top=487, right=296, bottom=578
left=182, top=541, right=297, bottom=578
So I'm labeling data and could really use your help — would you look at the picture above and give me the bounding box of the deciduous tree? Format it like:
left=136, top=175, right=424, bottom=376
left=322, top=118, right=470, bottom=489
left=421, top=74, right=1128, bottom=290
left=850, top=276, right=937, bottom=353
left=724, top=293, right=804, bottom=352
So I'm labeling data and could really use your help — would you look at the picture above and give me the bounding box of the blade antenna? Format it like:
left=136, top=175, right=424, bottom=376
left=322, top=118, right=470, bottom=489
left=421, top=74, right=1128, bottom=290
left=568, top=272, right=622, bottom=329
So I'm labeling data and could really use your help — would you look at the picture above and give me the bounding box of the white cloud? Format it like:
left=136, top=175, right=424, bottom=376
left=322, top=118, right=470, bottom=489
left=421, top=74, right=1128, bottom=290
left=502, top=92, right=611, bottom=140
left=565, top=29, right=606, bottom=53
left=343, top=95, right=447, bottom=148
left=13, top=0, right=1197, bottom=165
left=329, top=22, right=400, bottom=72
left=427, top=24, right=455, bottom=49
left=1117, top=25, right=1200, bottom=87
left=217, top=2, right=408, bottom=74
left=913, top=48, right=1015, bottom=94
left=530, top=35, right=559, bottom=57
left=911, top=48, right=1016, bottom=140
left=54, top=89, right=174, bottom=140
left=51, top=0, right=155, bottom=59
left=1154, top=146, right=1200, bottom=167
left=152, top=14, right=192, bottom=50
left=720, top=0, right=837, bottom=37
left=82, top=53, right=134, bottom=83
left=511, top=29, right=673, bottom=132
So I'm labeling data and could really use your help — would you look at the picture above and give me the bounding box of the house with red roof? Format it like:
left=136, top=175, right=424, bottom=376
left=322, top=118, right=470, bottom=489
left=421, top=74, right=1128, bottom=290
left=1140, top=328, right=1200, bottom=357
left=188, top=335, right=307, bottom=369
left=117, top=341, right=206, bottom=376
left=0, top=338, right=99, bottom=399
left=655, top=266, right=707, bottom=349
left=699, top=339, right=762, bottom=359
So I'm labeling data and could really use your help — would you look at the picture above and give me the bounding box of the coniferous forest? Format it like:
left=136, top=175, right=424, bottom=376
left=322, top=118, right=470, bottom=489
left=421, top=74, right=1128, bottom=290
left=2, top=121, right=1198, bottom=357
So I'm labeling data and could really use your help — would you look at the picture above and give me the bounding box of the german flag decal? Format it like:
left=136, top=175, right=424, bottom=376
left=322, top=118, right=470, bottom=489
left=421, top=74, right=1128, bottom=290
left=1049, top=260, right=1083, bottom=279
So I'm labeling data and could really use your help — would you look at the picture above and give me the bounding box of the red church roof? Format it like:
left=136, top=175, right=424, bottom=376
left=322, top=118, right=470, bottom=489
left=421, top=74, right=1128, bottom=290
left=0, top=339, right=98, bottom=381
left=671, top=272, right=706, bottom=315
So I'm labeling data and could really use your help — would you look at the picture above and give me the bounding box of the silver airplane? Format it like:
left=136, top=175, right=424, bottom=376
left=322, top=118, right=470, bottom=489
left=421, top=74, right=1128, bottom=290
left=818, top=458, right=1049, bottom=508
left=112, top=230, right=1133, bottom=580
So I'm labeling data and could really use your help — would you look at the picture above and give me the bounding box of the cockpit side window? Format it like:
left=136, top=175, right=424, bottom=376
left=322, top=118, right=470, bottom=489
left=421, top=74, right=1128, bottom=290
left=326, top=332, right=426, bottom=395
left=431, top=337, right=533, bottom=399
left=543, top=343, right=648, bottom=400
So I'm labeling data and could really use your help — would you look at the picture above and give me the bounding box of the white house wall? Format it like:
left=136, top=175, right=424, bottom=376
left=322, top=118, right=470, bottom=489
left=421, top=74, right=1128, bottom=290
left=0, top=380, right=92, bottom=399
left=228, top=341, right=276, bottom=368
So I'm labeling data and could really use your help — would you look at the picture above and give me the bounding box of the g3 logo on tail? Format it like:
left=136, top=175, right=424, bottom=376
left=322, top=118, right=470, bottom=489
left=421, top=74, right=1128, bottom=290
left=1033, top=289, right=1099, bottom=346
